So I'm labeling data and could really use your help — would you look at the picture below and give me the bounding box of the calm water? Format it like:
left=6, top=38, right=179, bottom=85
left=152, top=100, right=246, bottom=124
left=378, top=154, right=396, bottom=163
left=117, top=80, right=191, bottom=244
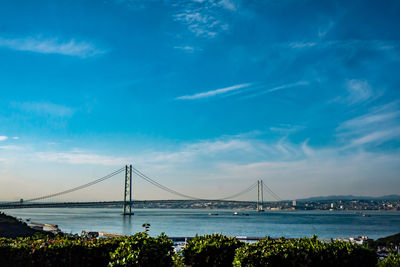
left=2, top=208, right=400, bottom=239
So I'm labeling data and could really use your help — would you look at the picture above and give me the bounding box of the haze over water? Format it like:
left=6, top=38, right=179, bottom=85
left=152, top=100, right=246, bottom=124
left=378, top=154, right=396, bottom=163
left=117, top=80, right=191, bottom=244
left=4, top=208, right=400, bottom=239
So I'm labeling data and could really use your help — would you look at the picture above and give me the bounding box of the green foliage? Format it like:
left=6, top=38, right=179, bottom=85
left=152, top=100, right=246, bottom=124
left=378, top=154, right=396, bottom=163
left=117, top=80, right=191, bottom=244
left=377, top=253, right=400, bottom=267
left=233, top=236, right=377, bottom=267
left=0, top=234, right=123, bottom=267
left=172, top=251, right=185, bottom=267
left=0, top=233, right=381, bottom=267
left=182, top=233, right=243, bottom=267
left=109, top=232, right=174, bottom=267
left=375, top=233, right=400, bottom=249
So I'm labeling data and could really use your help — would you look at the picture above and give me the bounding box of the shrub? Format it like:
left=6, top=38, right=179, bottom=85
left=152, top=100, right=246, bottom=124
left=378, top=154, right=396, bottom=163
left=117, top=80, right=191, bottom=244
left=0, top=234, right=123, bottom=267
left=172, top=251, right=185, bottom=267
left=108, top=232, right=174, bottom=267
left=374, top=233, right=400, bottom=249
left=377, top=252, right=400, bottom=267
left=233, top=236, right=377, bottom=267
left=182, top=233, right=243, bottom=267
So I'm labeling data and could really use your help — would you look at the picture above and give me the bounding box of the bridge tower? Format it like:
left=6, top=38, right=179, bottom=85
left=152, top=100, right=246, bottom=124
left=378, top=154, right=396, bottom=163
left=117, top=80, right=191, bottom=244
left=122, top=165, right=134, bottom=216
left=257, top=180, right=264, bottom=212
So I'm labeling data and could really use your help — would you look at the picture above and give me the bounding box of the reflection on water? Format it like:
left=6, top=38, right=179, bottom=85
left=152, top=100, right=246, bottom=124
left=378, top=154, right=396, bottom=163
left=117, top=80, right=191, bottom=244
left=122, top=215, right=133, bottom=234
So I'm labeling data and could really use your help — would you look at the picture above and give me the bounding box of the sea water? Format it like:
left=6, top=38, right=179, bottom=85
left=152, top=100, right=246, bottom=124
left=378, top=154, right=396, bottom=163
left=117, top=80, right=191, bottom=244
left=3, top=208, right=400, bottom=239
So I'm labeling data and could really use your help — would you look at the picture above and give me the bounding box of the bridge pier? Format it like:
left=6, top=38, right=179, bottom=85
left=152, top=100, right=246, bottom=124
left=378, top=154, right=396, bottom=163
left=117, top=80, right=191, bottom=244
left=257, top=180, right=264, bottom=212
left=122, top=165, right=134, bottom=216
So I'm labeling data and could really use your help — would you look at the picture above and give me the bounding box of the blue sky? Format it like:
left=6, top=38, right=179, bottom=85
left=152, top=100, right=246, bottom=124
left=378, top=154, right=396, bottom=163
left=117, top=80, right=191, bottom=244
left=0, top=0, right=400, bottom=201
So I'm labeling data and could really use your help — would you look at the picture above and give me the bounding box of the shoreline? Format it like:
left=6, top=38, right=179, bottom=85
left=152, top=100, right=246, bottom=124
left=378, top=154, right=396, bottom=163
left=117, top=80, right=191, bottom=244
left=2, top=206, right=399, bottom=212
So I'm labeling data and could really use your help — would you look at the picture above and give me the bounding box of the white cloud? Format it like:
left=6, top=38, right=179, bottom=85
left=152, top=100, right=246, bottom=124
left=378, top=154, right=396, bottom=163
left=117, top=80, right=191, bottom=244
left=13, top=102, right=74, bottom=117
left=269, top=124, right=303, bottom=134
left=301, top=139, right=313, bottom=157
left=176, top=83, right=252, bottom=100
left=339, top=111, right=400, bottom=130
left=287, top=40, right=400, bottom=50
left=173, top=46, right=202, bottom=53
left=31, top=138, right=257, bottom=169
left=132, top=135, right=400, bottom=199
left=243, top=81, right=309, bottom=99
left=337, top=102, right=400, bottom=148
left=285, top=40, right=400, bottom=61
left=0, top=36, right=105, bottom=57
left=218, top=0, right=237, bottom=11
left=288, top=42, right=317, bottom=48
left=268, top=81, right=309, bottom=92
left=177, top=81, right=310, bottom=101
left=2, top=130, right=400, bottom=199
left=318, top=21, right=335, bottom=38
left=36, top=151, right=131, bottom=166
left=0, top=145, right=24, bottom=151
left=214, top=150, right=400, bottom=199
left=12, top=136, right=19, bottom=140
left=346, top=79, right=374, bottom=105
left=0, top=136, right=8, bottom=141
left=348, top=127, right=400, bottom=147
left=174, top=10, right=221, bottom=37
left=173, top=0, right=236, bottom=38
left=145, top=138, right=257, bottom=166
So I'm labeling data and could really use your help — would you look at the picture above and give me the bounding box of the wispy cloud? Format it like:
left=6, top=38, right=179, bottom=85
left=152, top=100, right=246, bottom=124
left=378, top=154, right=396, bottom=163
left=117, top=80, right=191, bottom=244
left=176, top=83, right=252, bottom=100
left=337, top=102, right=400, bottom=148
left=339, top=111, right=400, bottom=130
left=133, top=135, right=400, bottom=198
left=176, top=81, right=310, bottom=101
left=0, top=145, right=24, bottom=151
left=349, top=127, right=400, bottom=147
left=345, top=79, right=374, bottom=105
left=219, top=0, right=238, bottom=11
left=173, top=0, right=236, bottom=38
left=287, top=39, right=400, bottom=52
left=269, top=124, right=304, bottom=135
left=0, top=136, right=8, bottom=141
left=288, top=42, right=317, bottom=48
left=36, top=151, right=130, bottom=166
left=244, top=81, right=309, bottom=99
left=0, top=36, right=105, bottom=57
left=3, top=130, right=400, bottom=199
left=173, top=46, right=202, bottom=53
left=269, top=81, right=309, bottom=92
left=317, top=21, right=335, bottom=38
left=12, top=102, right=74, bottom=117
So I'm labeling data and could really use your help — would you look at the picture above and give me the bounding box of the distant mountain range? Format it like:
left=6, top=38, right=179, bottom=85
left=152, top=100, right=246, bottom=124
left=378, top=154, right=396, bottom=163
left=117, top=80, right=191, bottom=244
left=297, top=194, right=400, bottom=201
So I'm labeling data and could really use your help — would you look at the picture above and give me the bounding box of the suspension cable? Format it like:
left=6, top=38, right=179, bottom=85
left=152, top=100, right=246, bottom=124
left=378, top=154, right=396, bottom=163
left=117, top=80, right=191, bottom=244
left=131, top=166, right=258, bottom=201
left=217, top=182, right=258, bottom=200
left=131, top=167, right=202, bottom=200
left=6, top=165, right=263, bottom=204
left=263, top=183, right=283, bottom=201
left=24, top=167, right=125, bottom=202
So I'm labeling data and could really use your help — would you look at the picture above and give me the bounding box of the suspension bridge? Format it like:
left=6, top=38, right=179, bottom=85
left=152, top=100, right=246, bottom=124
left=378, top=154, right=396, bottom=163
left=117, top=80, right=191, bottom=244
left=0, top=165, right=283, bottom=215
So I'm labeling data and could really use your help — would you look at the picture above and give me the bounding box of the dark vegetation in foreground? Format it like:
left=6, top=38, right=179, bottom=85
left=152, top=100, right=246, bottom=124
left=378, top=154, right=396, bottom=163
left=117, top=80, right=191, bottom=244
left=0, top=212, right=51, bottom=238
left=1, top=233, right=399, bottom=267
left=372, top=233, right=400, bottom=249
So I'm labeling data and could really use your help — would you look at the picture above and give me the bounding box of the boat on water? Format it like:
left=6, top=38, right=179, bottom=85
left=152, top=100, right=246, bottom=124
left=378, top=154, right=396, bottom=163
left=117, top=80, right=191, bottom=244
left=233, top=212, right=249, bottom=216
left=208, top=213, right=219, bottom=216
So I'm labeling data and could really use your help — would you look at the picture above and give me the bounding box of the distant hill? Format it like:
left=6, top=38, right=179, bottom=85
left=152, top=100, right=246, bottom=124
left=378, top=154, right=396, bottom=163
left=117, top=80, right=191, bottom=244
left=296, top=194, right=400, bottom=202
